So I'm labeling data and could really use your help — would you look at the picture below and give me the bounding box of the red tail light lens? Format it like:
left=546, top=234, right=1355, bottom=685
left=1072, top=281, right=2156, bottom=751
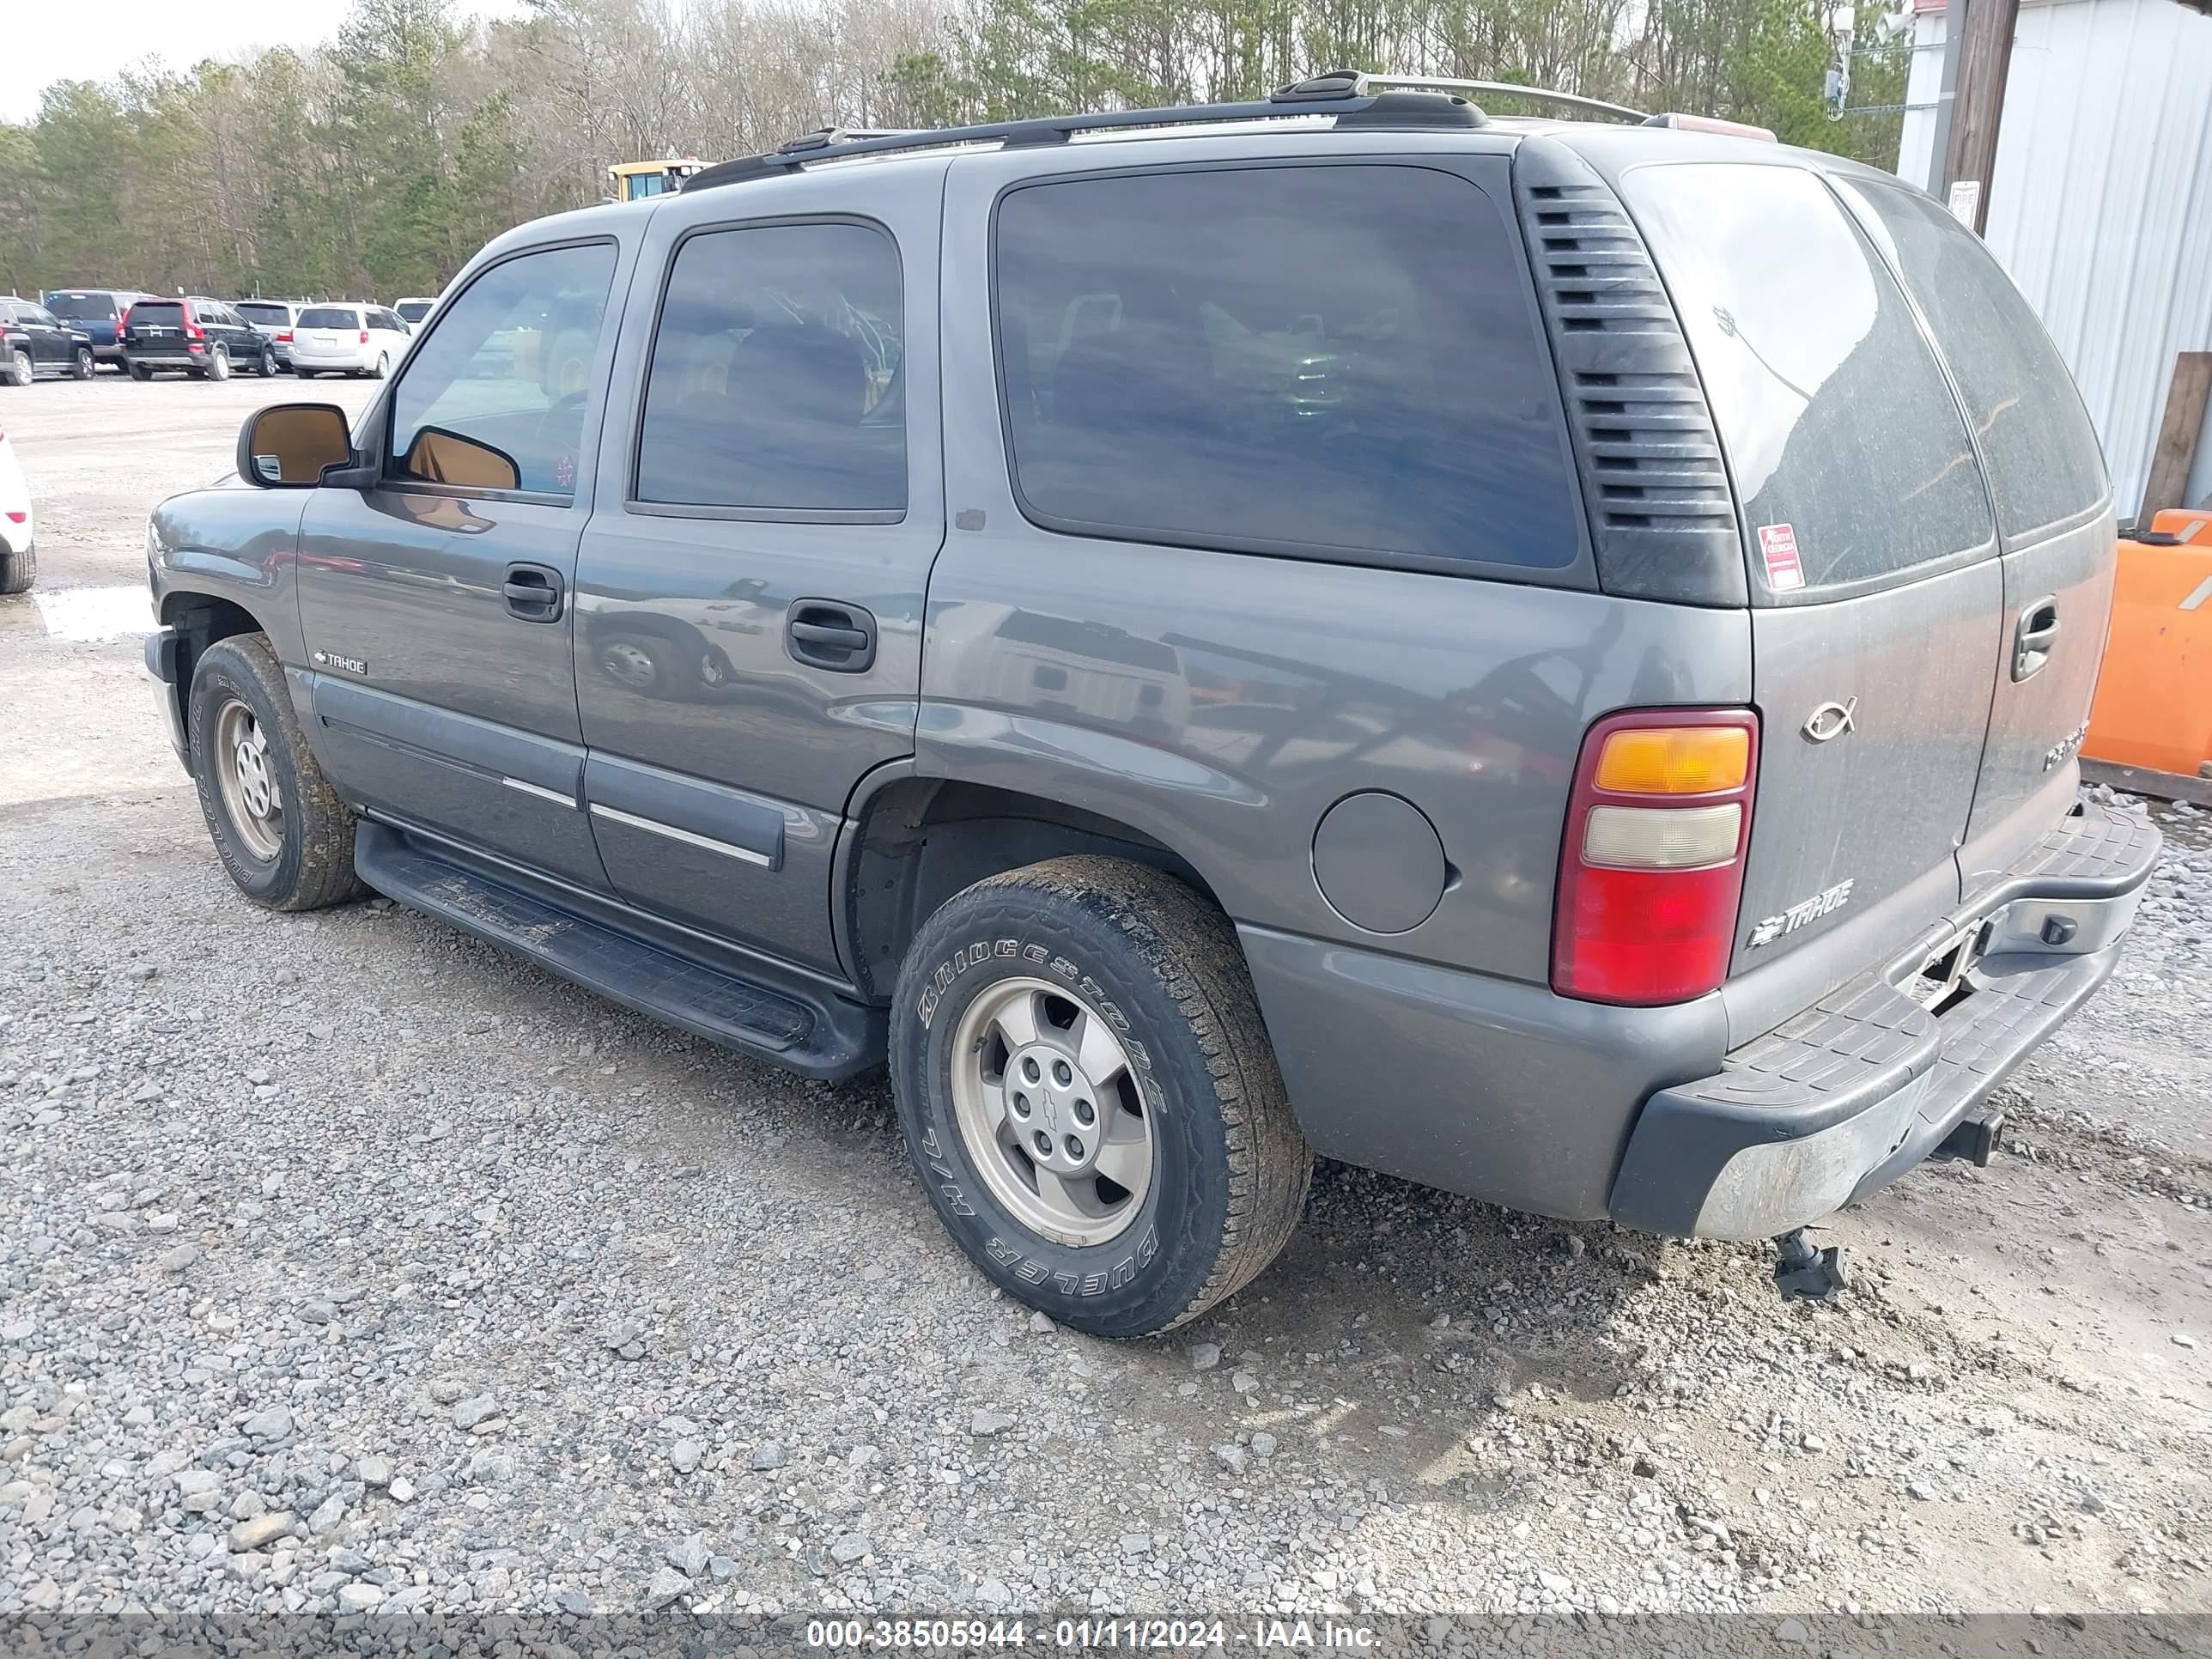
left=358, top=329, right=370, bottom=344
left=1552, top=708, right=1759, bottom=1006
left=117, top=307, right=131, bottom=336
left=276, top=330, right=292, bottom=343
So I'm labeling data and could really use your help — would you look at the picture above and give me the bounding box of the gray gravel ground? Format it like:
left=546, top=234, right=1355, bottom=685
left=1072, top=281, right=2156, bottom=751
left=2, top=377, right=2210, bottom=1622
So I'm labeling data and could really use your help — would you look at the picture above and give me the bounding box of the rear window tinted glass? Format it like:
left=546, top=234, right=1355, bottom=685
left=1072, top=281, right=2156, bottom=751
left=237, top=303, right=290, bottom=324
left=1622, top=162, right=1994, bottom=592
left=1842, top=179, right=2107, bottom=539
left=994, top=164, right=1579, bottom=569
left=397, top=301, right=434, bottom=322
left=131, top=302, right=182, bottom=325
left=636, top=222, right=905, bottom=513
left=46, top=293, right=116, bottom=320
left=299, top=307, right=358, bottom=329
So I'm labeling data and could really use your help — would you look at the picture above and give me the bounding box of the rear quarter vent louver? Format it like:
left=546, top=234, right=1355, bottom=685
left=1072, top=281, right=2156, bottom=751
left=1514, top=139, right=1747, bottom=607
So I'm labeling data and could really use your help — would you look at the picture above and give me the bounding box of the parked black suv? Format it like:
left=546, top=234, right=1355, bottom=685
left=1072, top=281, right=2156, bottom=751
left=44, top=288, right=155, bottom=368
left=123, top=298, right=277, bottom=380
left=1, top=299, right=96, bottom=384
left=144, top=76, right=2159, bottom=1335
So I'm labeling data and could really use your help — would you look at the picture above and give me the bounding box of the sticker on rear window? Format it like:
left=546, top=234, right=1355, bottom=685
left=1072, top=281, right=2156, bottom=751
left=1758, top=523, right=1805, bottom=591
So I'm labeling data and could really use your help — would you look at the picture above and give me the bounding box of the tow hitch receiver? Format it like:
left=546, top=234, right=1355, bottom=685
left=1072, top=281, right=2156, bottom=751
left=1772, top=1230, right=1845, bottom=1302
left=1935, top=1112, right=2004, bottom=1168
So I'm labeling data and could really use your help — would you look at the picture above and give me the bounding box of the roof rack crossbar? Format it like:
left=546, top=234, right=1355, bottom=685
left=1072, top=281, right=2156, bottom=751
left=1364, top=75, right=1648, bottom=123
left=682, top=72, right=1483, bottom=193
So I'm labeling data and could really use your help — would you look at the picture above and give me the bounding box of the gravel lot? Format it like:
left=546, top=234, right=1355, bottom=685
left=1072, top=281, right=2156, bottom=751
left=2, top=376, right=2209, bottom=1624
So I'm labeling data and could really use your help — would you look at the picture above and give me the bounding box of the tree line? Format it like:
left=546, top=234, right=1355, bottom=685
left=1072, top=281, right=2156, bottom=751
left=0, top=0, right=1908, bottom=303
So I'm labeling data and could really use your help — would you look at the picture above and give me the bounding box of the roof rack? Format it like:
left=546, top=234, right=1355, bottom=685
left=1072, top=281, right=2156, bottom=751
left=1364, top=75, right=1648, bottom=124
left=681, top=70, right=1484, bottom=193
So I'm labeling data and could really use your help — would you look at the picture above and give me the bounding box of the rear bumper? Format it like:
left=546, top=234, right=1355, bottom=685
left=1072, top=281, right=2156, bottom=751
left=1607, top=802, right=2161, bottom=1239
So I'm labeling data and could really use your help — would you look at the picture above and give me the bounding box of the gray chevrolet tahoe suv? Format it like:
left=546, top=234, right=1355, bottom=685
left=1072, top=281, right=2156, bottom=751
left=144, top=75, right=2160, bottom=1336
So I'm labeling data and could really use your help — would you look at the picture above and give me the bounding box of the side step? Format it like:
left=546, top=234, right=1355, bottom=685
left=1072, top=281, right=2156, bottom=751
left=354, top=820, right=880, bottom=1079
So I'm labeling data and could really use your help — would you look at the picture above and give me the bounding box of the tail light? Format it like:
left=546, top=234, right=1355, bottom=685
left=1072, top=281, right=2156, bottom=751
left=1552, top=708, right=1759, bottom=1006
left=276, top=330, right=292, bottom=343
left=117, top=307, right=131, bottom=336
left=358, top=329, right=370, bottom=344
left=184, top=309, right=204, bottom=341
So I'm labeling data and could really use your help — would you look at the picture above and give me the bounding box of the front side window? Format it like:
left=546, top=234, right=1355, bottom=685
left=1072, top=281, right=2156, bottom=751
left=635, top=222, right=905, bottom=514
left=1621, top=162, right=1994, bottom=592
left=237, top=303, right=289, bottom=326
left=1840, top=179, right=2108, bottom=541
left=993, top=163, right=1580, bottom=569
left=388, top=241, right=617, bottom=497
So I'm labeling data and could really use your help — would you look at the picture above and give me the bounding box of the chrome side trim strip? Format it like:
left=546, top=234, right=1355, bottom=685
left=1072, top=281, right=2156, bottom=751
left=501, top=776, right=578, bottom=807
left=588, top=801, right=774, bottom=866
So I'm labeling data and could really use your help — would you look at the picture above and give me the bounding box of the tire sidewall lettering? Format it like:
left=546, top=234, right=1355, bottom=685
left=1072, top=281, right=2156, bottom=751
left=908, top=928, right=1170, bottom=1304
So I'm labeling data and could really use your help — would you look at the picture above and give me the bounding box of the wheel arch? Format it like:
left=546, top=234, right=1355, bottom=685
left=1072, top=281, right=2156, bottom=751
left=159, top=592, right=276, bottom=770
left=839, top=775, right=1236, bottom=1004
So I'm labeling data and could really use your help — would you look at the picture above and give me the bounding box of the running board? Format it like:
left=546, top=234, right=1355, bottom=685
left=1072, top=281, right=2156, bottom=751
left=354, top=820, right=880, bottom=1079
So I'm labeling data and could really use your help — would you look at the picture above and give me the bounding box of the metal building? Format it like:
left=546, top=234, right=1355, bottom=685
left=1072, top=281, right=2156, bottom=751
left=1897, top=0, right=2212, bottom=519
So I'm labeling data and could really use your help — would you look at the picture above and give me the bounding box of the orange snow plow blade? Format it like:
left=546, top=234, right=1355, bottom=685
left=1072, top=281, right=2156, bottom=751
left=2081, top=512, right=2212, bottom=803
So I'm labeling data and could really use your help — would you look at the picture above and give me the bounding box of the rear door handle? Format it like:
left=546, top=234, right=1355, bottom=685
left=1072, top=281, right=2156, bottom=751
left=504, top=562, right=564, bottom=623
left=2013, top=595, right=2060, bottom=681
left=786, top=599, right=877, bottom=672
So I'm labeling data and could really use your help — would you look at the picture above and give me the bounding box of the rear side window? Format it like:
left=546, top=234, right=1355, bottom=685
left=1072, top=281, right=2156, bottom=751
left=635, top=222, right=905, bottom=514
left=237, top=303, right=289, bottom=325
left=299, top=307, right=359, bottom=329
left=1841, top=179, right=2107, bottom=541
left=993, top=163, right=1580, bottom=571
left=1622, top=162, right=1994, bottom=592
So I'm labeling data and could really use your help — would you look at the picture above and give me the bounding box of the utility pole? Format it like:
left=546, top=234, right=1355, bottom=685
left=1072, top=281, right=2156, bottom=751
left=1939, top=0, right=2021, bottom=233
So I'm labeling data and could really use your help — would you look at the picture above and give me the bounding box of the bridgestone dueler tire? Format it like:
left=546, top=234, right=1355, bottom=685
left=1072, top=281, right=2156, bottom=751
left=891, top=855, right=1313, bottom=1339
left=187, top=635, right=367, bottom=911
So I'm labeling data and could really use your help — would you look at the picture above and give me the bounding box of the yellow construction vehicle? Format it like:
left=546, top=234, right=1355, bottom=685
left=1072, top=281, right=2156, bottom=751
left=607, top=158, right=702, bottom=203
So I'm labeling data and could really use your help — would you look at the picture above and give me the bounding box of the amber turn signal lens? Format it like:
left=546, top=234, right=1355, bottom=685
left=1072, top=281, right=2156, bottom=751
left=1593, top=726, right=1751, bottom=795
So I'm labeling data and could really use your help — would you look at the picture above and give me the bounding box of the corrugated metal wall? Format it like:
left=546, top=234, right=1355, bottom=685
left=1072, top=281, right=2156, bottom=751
left=1898, top=0, right=2212, bottom=516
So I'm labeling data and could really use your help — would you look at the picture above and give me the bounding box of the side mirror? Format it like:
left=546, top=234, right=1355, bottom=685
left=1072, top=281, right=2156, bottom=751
left=237, top=403, right=353, bottom=488
left=402, top=426, right=520, bottom=492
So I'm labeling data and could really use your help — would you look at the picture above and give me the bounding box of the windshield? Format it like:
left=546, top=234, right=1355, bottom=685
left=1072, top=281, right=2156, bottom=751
left=237, top=303, right=291, bottom=325
left=46, top=293, right=118, bottom=320
left=298, top=307, right=360, bottom=329
left=397, top=301, right=434, bottom=323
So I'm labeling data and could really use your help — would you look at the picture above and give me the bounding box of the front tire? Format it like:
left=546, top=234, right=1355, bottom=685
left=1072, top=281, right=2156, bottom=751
left=186, top=635, right=366, bottom=911
left=70, top=347, right=94, bottom=380
left=205, top=345, right=231, bottom=382
left=256, top=347, right=276, bottom=377
left=891, top=856, right=1312, bottom=1339
left=0, top=543, right=33, bottom=595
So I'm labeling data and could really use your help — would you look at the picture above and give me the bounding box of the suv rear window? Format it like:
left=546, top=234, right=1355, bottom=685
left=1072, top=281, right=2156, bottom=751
left=46, top=293, right=117, bottom=320
left=299, top=307, right=359, bottom=329
left=131, top=302, right=183, bottom=325
left=1621, top=162, right=1994, bottom=593
left=993, top=163, right=1581, bottom=571
left=237, top=303, right=291, bottom=324
left=1840, top=179, right=2108, bottom=541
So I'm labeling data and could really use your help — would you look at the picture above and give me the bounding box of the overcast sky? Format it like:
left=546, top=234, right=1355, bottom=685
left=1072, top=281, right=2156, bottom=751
left=3, top=0, right=526, bottom=122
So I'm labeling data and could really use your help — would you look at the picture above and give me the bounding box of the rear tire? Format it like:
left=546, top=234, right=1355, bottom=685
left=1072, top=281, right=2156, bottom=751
left=186, top=635, right=367, bottom=911
left=891, top=855, right=1313, bottom=1339
left=295, top=369, right=318, bottom=380
left=0, top=543, right=33, bottom=595
left=369, top=352, right=389, bottom=380
left=128, top=362, right=153, bottom=382
left=4, top=349, right=30, bottom=387
left=70, top=347, right=94, bottom=380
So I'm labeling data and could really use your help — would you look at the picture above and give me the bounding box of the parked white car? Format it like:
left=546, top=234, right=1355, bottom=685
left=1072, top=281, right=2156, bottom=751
left=392, top=296, right=438, bottom=328
left=289, top=304, right=412, bottom=380
left=0, top=422, right=34, bottom=594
